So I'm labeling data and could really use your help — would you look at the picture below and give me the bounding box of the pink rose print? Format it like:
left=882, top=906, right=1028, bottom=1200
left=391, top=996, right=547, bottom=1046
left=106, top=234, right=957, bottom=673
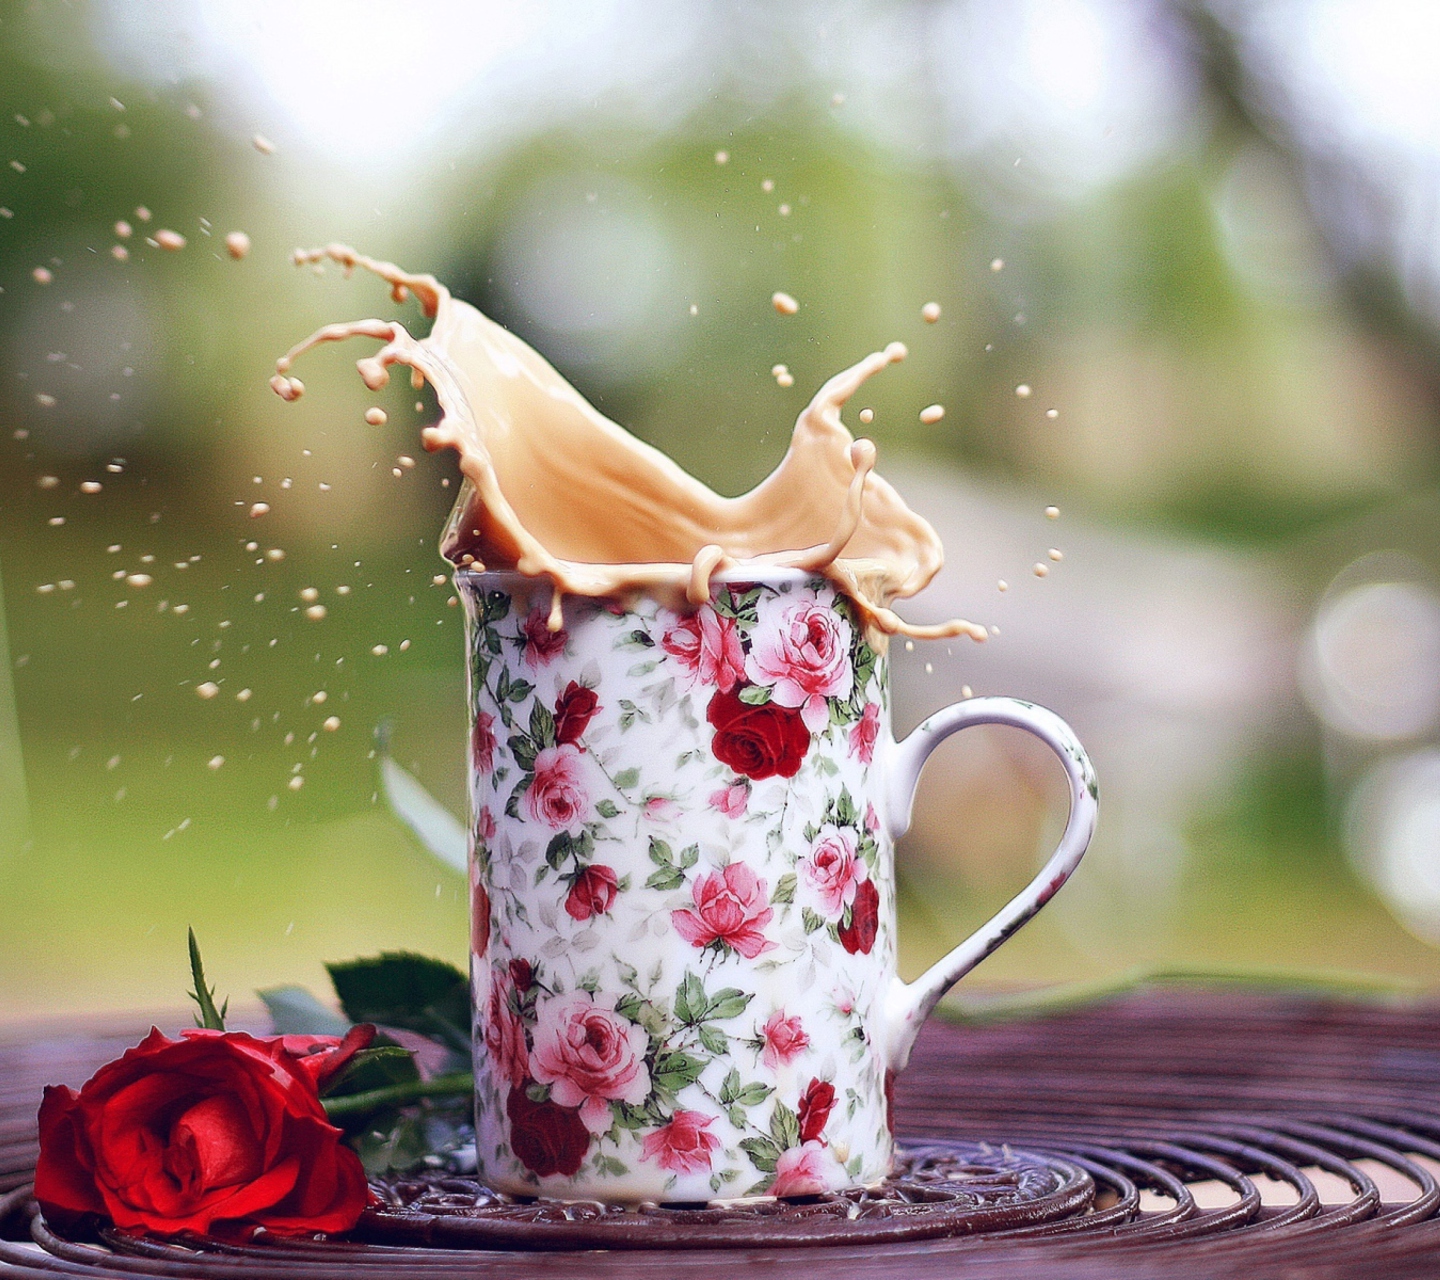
left=671, top=863, right=776, bottom=959
left=708, top=781, right=749, bottom=818
left=848, top=702, right=880, bottom=764
left=484, top=970, right=529, bottom=1090
left=798, top=825, right=867, bottom=919
left=521, top=609, right=568, bottom=668
left=524, top=744, right=593, bottom=832
left=529, top=992, right=651, bottom=1133
left=564, top=863, right=618, bottom=921
left=640, top=1110, right=721, bottom=1175
left=864, top=802, right=880, bottom=834
left=744, top=594, right=854, bottom=733
left=761, top=1010, right=809, bottom=1069
left=661, top=606, right=745, bottom=693
left=772, top=1141, right=832, bottom=1197
left=475, top=806, right=496, bottom=843
left=643, top=796, right=679, bottom=822
left=472, top=709, right=496, bottom=774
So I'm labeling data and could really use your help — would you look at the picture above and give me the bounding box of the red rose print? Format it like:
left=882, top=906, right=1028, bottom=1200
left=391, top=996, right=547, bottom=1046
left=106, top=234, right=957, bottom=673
left=661, top=605, right=745, bottom=693
left=761, top=1010, right=809, bottom=1069
left=744, top=595, right=854, bottom=732
left=521, top=609, right=568, bottom=668
left=639, top=1110, right=721, bottom=1175
left=798, top=1078, right=836, bottom=1143
left=524, top=744, right=593, bottom=831
left=35, top=1028, right=372, bottom=1237
left=706, top=688, right=810, bottom=781
left=484, top=970, right=529, bottom=1090
left=848, top=702, right=880, bottom=764
left=475, top=806, right=496, bottom=843
left=864, top=802, right=880, bottom=834
left=707, top=781, right=749, bottom=818
left=472, top=709, right=497, bottom=774
left=671, top=862, right=776, bottom=959
left=471, top=877, right=491, bottom=957
left=838, top=878, right=880, bottom=955
left=772, top=1141, right=831, bottom=1197
left=509, top=958, right=534, bottom=992
left=529, top=992, right=651, bottom=1132
left=553, top=682, right=599, bottom=746
left=564, top=863, right=619, bottom=921
left=506, top=1086, right=589, bottom=1178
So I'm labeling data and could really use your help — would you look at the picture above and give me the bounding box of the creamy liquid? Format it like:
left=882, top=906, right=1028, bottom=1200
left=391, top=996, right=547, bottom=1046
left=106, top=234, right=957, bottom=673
left=273, top=244, right=984, bottom=642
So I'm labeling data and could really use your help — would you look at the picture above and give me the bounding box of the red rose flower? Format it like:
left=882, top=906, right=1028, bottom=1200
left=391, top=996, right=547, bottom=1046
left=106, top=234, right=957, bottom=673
left=472, top=709, right=497, bottom=775
left=838, top=878, right=880, bottom=955
left=506, top=1086, right=589, bottom=1178
left=640, top=1110, right=721, bottom=1175
left=509, top=958, right=534, bottom=992
left=661, top=606, right=744, bottom=693
left=798, top=1077, right=836, bottom=1143
left=706, top=688, right=810, bottom=781
left=521, top=609, right=567, bottom=668
left=35, top=1027, right=373, bottom=1238
left=564, top=863, right=619, bottom=921
left=553, top=682, right=599, bottom=745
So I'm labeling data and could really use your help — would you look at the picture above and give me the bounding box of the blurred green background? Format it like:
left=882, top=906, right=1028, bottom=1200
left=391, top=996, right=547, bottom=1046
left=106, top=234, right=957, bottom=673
left=5, top=0, right=1440, bottom=1019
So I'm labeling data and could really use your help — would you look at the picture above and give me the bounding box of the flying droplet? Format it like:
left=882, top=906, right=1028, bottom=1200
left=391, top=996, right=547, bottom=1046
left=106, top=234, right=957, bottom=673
left=761, top=178, right=775, bottom=193
left=921, top=302, right=941, bottom=323
left=208, top=755, right=225, bottom=770
left=859, top=408, right=874, bottom=424
left=714, top=150, right=729, bottom=165
left=990, top=258, right=1004, bottom=272
left=371, top=644, right=389, bottom=657
left=249, top=502, right=270, bottom=518
left=253, top=134, right=275, bottom=154
left=1033, top=563, right=1049, bottom=577
left=365, top=407, right=387, bottom=426
left=998, top=580, right=1008, bottom=592
left=1015, top=384, right=1032, bottom=399
left=114, top=220, right=132, bottom=239
left=224, top=231, right=251, bottom=260
left=125, top=573, right=152, bottom=588
left=1048, top=548, right=1063, bottom=562
left=236, top=688, right=252, bottom=701
left=771, top=291, right=799, bottom=316
left=32, top=267, right=52, bottom=285
left=919, top=404, right=944, bottom=425
left=323, top=716, right=341, bottom=731
left=154, top=229, right=186, bottom=251
left=111, top=245, right=129, bottom=261
left=288, top=775, right=304, bottom=791
left=196, top=682, right=220, bottom=699
left=135, top=205, right=151, bottom=222
left=80, top=480, right=102, bottom=494
left=1045, top=408, right=1059, bottom=420
left=305, top=604, right=327, bottom=620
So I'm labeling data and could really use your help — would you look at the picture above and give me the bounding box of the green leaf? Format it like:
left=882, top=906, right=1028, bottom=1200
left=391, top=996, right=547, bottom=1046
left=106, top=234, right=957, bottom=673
left=324, top=1045, right=421, bottom=1114
left=648, top=837, right=673, bottom=866
left=482, top=591, right=511, bottom=625
left=801, top=906, right=826, bottom=935
left=727, top=1105, right=746, bottom=1129
left=645, top=867, right=685, bottom=891
left=546, top=831, right=577, bottom=869
left=507, top=679, right=534, bottom=704
left=508, top=734, right=539, bottom=772
left=327, top=952, right=470, bottom=1063
left=615, top=992, right=644, bottom=1023
left=738, top=685, right=772, bottom=705
left=187, top=928, right=226, bottom=1031
left=674, top=971, right=706, bottom=1025
left=613, top=766, right=640, bottom=790
left=735, top=1082, right=774, bottom=1107
left=770, top=872, right=797, bottom=906
left=353, top=1114, right=431, bottom=1176
left=720, top=1067, right=742, bottom=1105
left=698, top=1025, right=729, bottom=1055
left=596, top=798, right=620, bottom=818
left=704, top=988, right=752, bottom=1022
left=529, top=699, right=556, bottom=748
left=257, top=984, right=351, bottom=1036
left=653, top=1050, right=706, bottom=1093
left=678, top=843, right=699, bottom=869
left=739, top=1136, right=781, bottom=1174
left=770, top=1099, right=801, bottom=1150
left=621, top=629, right=655, bottom=648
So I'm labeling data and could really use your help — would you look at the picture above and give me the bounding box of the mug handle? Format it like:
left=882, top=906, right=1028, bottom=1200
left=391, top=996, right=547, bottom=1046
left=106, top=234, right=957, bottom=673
left=880, top=696, right=1098, bottom=1071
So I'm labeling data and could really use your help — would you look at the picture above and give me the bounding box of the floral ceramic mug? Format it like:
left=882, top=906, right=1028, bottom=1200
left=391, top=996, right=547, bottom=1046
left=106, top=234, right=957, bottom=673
left=461, top=568, right=1097, bottom=1204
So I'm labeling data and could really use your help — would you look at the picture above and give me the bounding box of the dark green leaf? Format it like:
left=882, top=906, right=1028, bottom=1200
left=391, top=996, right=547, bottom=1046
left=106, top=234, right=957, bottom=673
left=257, top=984, right=350, bottom=1036
left=529, top=700, right=556, bottom=748
left=327, top=953, right=470, bottom=1062
left=187, top=928, right=226, bottom=1031
left=615, top=993, right=644, bottom=1023
left=324, top=1045, right=420, bottom=1111
left=622, top=629, right=655, bottom=648
left=353, top=1114, right=431, bottom=1176
left=507, top=679, right=534, bottom=704
left=508, top=734, right=538, bottom=772
left=653, top=1050, right=706, bottom=1093
left=738, top=685, right=772, bottom=705
left=739, top=1136, right=781, bottom=1174
left=546, top=831, right=577, bottom=869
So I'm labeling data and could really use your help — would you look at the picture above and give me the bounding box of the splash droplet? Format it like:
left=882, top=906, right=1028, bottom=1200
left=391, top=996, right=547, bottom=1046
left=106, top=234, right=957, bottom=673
left=771, top=291, right=799, bottom=316
left=365, top=407, right=387, bottom=426
left=919, top=404, right=944, bottom=424
left=921, top=302, right=941, bottom=323
left=196, top=681, right=220, bottom=699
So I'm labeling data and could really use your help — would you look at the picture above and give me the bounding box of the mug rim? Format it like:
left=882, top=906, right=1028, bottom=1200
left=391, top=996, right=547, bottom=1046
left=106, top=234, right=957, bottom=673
left=452, top=564, right=827, bottom=590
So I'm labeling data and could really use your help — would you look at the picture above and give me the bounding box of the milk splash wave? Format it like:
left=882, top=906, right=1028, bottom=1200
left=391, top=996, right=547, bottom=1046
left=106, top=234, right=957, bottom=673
left=272, top=245, right=985, bottom=642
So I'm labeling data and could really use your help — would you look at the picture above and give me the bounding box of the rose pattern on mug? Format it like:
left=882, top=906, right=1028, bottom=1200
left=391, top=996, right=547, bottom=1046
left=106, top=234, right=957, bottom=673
left=466, top=576, right=897, bottom=1201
